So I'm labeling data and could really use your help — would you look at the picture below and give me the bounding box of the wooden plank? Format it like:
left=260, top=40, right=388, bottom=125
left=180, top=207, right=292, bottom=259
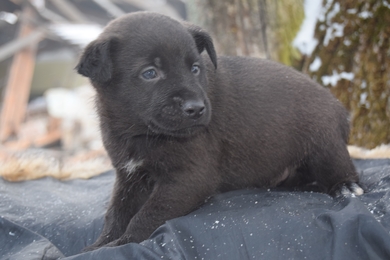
left=0, top=6, right=39, bottom=142
left=4, top=128, right=62, bottom=149
left=49, top=0, right=88, bottom=23
left=3, top=117, right=62, bottom=149
left=92, top=0, right=125, bottom=18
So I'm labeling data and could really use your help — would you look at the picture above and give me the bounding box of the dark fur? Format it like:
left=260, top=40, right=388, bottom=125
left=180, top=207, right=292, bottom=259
left=77, top=12, right=360, bottom=249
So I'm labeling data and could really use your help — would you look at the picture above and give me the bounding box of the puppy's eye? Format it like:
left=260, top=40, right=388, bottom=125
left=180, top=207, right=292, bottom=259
left=141, top=69, right=157, bottom=80
left=191, top=64, right=200, bottom=75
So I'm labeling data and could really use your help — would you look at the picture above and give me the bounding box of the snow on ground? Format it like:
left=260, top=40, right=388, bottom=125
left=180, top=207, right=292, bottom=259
left=348, top=144, right=390, bottom=159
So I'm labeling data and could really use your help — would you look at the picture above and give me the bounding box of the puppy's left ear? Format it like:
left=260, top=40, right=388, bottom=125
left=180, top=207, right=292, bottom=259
left=186, top=24, right=217, bottom=69
left=76, top=37, right=116, bottom=83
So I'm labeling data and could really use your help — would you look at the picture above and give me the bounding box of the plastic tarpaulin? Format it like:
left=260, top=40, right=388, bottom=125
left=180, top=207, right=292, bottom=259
left=1, top=159, right=390, bottom=260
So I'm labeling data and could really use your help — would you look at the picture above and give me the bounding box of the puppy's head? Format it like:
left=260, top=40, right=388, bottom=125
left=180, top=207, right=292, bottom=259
left=76, top=12, right=217, bottom=138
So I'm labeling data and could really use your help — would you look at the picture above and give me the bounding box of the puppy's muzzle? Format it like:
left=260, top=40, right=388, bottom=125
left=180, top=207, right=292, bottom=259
left=182, top=99, right=205, bottom=120
left=150, top=95, right=211, bottom=137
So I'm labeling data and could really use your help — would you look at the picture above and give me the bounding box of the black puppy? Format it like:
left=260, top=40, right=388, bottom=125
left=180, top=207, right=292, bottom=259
left=77, top=12, right=363, bottom=249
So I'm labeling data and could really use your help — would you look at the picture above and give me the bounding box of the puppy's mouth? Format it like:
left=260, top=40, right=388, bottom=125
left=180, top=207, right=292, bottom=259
left=147, top=120, right=207, bottom=137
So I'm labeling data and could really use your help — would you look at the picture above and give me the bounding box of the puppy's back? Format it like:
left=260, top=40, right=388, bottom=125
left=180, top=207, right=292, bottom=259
left=205, top=56, right=351, bottom=189
left=209, top=56, right=348, bottom=140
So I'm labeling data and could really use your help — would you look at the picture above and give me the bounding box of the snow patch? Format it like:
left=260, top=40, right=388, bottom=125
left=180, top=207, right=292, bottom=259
left=359, top=11, right=373, bottom=19
left=361, top=80, right=367, bottom=89
left=360, top=92, right=368, bottom=104
left=293, top=0, right=323, bottom=55
left=321, top=70, right=354, bottom=86
left=324, top=22, right=345, bottom=46
left=318, top=0, right=334, bottom=22
left=309, top=57, right=322, bottom=72
left=326, top=2, right=340, bottom=23
left=344, top=39, right=352, bottom=46
left=348, top=144, right=390, bottom=159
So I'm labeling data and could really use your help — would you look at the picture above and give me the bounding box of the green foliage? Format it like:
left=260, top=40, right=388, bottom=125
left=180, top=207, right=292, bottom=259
left=274, top=0, right=304, bottom=66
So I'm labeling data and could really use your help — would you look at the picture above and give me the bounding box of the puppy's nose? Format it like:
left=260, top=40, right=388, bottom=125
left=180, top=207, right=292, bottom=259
left=182, top=100, right=205, bottom=119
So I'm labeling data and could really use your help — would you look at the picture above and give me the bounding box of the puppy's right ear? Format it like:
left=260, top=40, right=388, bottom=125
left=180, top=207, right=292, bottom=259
left=185, top=24, right=217, bottom=69
left=76, top=37, right=115, bottom=83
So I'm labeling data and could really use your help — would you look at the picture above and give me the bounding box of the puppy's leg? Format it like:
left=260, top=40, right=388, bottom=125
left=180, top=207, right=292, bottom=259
left=105, top=173, right=219, bottom=246
left=84, top=170, right=152, bottom=251
left=307, top=142, right=363, bottom=196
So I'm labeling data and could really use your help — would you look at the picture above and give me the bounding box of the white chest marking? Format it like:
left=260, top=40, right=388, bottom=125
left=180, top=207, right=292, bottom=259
left=123, top=159, right=143, bottom=177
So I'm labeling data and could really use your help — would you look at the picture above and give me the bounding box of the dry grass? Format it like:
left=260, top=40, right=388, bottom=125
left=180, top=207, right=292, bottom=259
left=0, top=148, right=112, bottom=181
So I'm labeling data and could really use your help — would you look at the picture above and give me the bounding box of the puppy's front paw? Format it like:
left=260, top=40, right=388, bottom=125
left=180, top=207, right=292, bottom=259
left=332, top=182, right=364, bottom=197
